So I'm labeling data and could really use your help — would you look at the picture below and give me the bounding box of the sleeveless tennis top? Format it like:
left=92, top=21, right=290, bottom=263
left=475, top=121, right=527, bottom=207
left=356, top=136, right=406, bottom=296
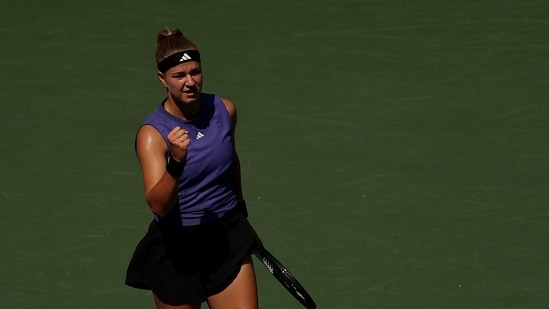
left=138, top=93, right=239, bottom=226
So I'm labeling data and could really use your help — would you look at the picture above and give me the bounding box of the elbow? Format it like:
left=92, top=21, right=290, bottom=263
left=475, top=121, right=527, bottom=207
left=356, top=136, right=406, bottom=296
left=145, top=196, right=170, bottom=218
left=150, top=206, right=169, bottom=218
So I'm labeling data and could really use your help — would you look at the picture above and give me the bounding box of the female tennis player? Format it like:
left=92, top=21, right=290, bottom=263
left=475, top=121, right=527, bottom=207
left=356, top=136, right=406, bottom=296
left=125, top=27, right=259, bottom=309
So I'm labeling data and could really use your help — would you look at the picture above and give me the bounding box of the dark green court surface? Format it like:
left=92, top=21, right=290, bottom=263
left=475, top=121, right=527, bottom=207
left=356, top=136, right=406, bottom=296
left=1, top=0, right=548, bottom=308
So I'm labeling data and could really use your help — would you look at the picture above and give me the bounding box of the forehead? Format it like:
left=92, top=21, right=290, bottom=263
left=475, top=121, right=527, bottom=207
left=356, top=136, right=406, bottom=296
left=167, top=61, right=201, bottom=74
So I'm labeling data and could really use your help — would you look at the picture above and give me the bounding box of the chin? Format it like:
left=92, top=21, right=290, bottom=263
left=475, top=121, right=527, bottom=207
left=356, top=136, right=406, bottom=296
left=186, top=97, right=199, bottom=104
left=181, top=93, right=199, bottom=103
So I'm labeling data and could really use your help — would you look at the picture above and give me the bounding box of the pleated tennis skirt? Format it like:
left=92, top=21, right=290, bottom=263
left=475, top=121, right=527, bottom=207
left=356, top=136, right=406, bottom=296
left=125, top=207, right=257, bottom=305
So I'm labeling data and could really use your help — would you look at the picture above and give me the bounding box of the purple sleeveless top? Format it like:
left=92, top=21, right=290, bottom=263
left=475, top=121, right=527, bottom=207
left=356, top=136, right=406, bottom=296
left=138, top=93, right=239, bottom=226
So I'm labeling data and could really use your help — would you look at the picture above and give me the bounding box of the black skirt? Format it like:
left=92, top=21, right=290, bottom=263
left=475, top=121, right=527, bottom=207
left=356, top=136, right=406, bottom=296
left=125, top=207, right=257, bottom=305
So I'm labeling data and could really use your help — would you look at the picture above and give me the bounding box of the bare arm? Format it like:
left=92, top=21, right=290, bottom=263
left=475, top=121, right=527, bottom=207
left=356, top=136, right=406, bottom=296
left=136, top=125, right=190, bottom=217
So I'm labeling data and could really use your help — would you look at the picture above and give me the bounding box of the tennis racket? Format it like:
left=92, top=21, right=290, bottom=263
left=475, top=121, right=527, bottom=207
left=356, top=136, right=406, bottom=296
left=253, top=244, right=317, bottom=309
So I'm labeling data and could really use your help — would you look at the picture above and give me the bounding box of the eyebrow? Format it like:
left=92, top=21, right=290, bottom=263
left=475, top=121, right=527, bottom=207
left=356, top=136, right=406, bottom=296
left=171, top=65, right=202, bottom=75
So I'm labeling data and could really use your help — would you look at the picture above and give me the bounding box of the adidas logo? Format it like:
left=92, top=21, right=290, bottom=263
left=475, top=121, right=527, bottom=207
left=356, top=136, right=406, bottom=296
left=180, top=53, right=192, bottom=62
left=196, top=132, right=205, bottom=140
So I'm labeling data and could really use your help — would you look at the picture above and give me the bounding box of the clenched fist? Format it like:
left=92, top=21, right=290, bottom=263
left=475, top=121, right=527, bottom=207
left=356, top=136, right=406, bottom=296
left=167, top=126, right=190, bottom=163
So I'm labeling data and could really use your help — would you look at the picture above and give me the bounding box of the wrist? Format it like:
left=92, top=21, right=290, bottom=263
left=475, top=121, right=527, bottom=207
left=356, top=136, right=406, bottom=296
left=166, top=155, right=184, bottom=178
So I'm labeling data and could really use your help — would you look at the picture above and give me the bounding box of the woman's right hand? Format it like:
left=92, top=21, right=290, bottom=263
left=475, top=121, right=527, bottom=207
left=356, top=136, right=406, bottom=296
left=167, top=126, right=191, bottom=162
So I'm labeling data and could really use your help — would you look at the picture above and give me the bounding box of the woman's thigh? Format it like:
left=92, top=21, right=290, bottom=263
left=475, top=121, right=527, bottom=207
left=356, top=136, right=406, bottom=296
left=207, top=256, right=258, bottom=309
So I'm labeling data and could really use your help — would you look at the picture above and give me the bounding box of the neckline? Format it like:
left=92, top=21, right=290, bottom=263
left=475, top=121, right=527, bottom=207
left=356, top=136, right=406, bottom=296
left=161, top=97, right=203, bottom=123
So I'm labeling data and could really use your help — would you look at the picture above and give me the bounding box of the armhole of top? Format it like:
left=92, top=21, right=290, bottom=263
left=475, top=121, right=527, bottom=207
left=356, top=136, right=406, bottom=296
left=135, top=123, right=171, bottom=156
left=219, top=97, right=236, bottom=129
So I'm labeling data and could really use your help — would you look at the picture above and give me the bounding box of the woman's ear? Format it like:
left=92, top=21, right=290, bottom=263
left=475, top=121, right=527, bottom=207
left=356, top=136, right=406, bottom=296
left=157, top=71, right=168, bottom=88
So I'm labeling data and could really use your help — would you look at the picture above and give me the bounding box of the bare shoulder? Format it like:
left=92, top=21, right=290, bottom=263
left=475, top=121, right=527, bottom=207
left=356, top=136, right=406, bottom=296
left=136, top=125, right=167, bottom=156
left=220, top=97, right=237, bottom=124
left=221, top=97, right=236, bottom=115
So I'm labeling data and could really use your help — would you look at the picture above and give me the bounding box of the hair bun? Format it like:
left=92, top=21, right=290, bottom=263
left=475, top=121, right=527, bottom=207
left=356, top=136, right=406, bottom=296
left=157, top=28, right=183, bottom=44
left=155, top=27, right=199, bottom=64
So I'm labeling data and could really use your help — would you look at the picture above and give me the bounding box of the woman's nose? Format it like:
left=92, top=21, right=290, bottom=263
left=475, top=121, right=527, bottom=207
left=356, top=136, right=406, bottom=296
left=185, top=75, right=195, bottom=85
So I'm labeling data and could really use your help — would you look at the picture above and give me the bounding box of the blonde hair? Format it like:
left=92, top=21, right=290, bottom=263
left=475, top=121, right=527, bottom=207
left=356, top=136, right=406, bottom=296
left=155, top=28, right=199, bottom=64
